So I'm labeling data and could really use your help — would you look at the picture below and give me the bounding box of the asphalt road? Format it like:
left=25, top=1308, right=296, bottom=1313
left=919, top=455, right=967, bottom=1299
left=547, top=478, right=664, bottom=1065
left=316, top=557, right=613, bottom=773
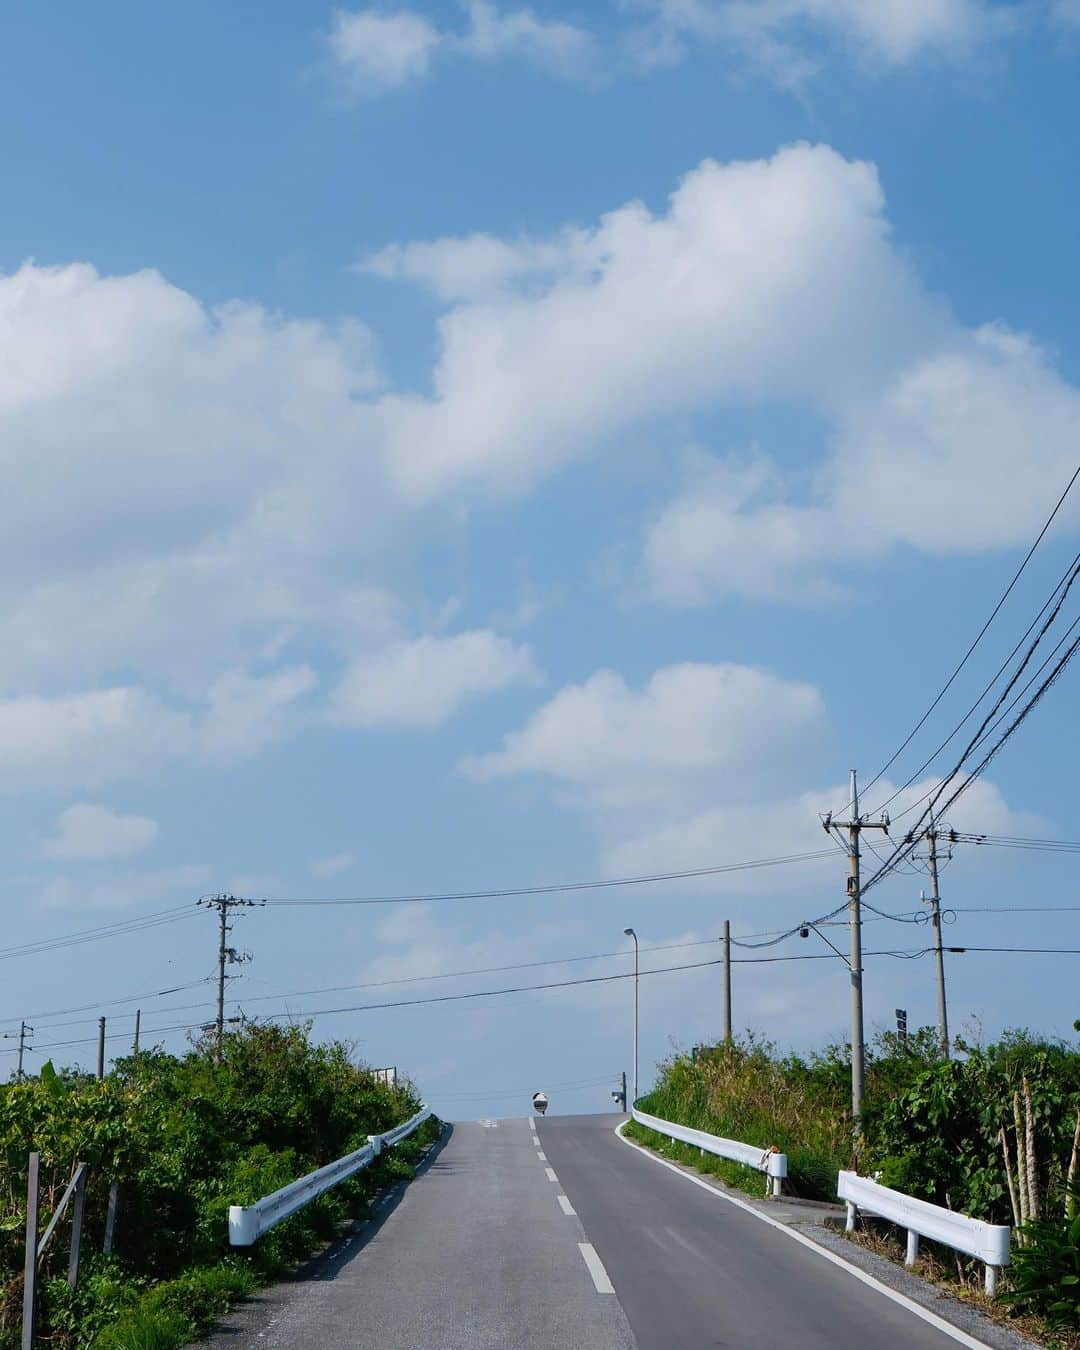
left=199, top=1117, right=633, bottom=1349
left=538, top=1113, right=995, bottom=1350
left=201, top=1113, right=1018, bottom=1350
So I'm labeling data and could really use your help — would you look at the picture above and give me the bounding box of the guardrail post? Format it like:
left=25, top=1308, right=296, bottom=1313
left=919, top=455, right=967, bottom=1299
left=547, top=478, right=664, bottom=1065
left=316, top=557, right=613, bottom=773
left=845, top=1201, right=857, bottom=1233
left=367, top=1135, right=383, bottom=1157
left=985, top=1264, right=999, bottom=1296
left=905, top=1229, right=918, bottom=1266
left=22, top=1152, right=40, bottom=1350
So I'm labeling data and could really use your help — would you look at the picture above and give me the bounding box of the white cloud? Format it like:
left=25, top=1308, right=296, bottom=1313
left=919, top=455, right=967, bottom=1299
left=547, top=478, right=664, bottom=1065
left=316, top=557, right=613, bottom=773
left=0, top=260, right=392, bottom=692
left=310, top=851, right=357, bottom=877
left=464, top=660, right=1041, bottom=888
left=43, top=803, right=159, bottom=861
left=38, top=864, right=210, bottom=911
left=462, top=661, right=825, bottom=807
left=0, top=688, right=189, bottom=786
left=331, top=630, right=540, bottom=728
left=376, top=144, right=942, bottom=497
left=605, top=775, right=1044, bottom=881
left=369, top=144, right=1080, bottom=599
left=0, top=668, right=316, bottom=790
left=327, top=2, right=595, bottom=97
left=328, top=9, right=442, bottom=92
left=359, top=228, right=596, bottom=303
left=200, top=667, right=318, bottom=758
left=644, top=324, right=1080, bottom=605
left=633, top=0, right=1014, bottom=85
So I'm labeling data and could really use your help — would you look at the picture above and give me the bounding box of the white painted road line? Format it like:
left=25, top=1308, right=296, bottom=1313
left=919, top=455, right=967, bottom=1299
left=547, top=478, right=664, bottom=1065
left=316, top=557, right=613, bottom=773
left=558, top=1195, right=576, bottom=1216
left=614, top=1123, right=992, bottom=1349
left=529, top=1119, right=537, bottom=1132
left=545, top=1167, right=558, bottom=1183
left=537, top=1151, right=547, bottom=1161
left=579, top=1242, right=615, bottom=1294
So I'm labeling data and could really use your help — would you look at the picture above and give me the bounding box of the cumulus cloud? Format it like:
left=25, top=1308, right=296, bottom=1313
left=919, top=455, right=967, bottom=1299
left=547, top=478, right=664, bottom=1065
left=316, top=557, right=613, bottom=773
left=327, top=2, right=596, bottom=96
left=631, top=0, right=1014, bottom=85
left=0, top=668, right=316, bottom=790
left=43, top=803, right=159, bottom=861
left=331, top=630, right=539, bottom=728
left=463, top=659, right=1040, bottom=885
left=0, top=260, right=392, bottom=692
left=369, top=144, right=1079, bottom=599
left=462, top=661, right=824, bottom=807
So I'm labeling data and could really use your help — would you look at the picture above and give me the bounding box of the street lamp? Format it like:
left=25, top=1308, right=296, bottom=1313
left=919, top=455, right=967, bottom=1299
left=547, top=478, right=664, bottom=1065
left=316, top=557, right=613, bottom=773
left=624, top=927, right=638, bottom=1106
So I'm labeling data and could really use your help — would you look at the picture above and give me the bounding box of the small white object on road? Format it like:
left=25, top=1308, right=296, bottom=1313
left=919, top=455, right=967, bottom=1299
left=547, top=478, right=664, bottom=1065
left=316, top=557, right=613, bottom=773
left=545, top=1167, right=557, bottom=1183
left=558, top=1195, right=575, bottom=1216
left=578, top=1243, right=615, bottom=1294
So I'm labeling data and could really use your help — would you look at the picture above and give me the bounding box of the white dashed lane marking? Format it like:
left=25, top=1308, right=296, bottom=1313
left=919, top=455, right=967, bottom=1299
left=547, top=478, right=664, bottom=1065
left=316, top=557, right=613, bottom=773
left=545, top=1167, right=558, bottom=1183
left=578, top=1243, right=615, bottom=1294
left=558, top=1195, right=575, bottom=1216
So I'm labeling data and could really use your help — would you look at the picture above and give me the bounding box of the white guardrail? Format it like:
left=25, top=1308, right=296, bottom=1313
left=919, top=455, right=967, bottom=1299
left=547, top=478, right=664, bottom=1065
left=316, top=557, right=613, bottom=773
left=631, top=1105, right=787, bottom=1197
left=228, top=1106, right=431, bottom=1247
left=837, top=1170, right=1011, bottom=1294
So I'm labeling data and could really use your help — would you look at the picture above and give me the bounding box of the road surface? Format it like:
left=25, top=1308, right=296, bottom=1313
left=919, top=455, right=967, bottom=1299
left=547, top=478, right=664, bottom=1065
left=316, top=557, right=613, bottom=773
left=202, top=1113, right=1022, bottom=1349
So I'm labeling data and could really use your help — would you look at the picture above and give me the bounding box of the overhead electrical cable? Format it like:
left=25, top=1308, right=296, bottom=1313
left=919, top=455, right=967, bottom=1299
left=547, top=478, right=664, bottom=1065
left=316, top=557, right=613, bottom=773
left=834, top=463, right=1080, bottom=817
left=247, top=848, right=837, bottom=907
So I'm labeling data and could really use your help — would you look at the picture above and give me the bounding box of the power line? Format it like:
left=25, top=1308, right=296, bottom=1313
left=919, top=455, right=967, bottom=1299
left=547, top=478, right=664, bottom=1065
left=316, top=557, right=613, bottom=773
left=843, top=463, right=1080, bottom=816
left=10, top=943, right=1080, bottom=1060
left=247, top=849, right=838, bottom=907
left=0, top=906, right=197, bottom=963
left=862, top=570, right=1080, bottom=893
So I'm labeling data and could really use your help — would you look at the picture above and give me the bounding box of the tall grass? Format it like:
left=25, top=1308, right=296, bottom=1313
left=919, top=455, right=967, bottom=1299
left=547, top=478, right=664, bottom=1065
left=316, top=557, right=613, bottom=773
left=634, top=1037, right=852, bottom=1200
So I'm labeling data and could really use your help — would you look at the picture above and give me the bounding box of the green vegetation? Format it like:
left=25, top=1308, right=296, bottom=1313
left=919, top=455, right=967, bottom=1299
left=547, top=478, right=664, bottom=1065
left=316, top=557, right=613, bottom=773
left=0, top=1023, right=440, bottom=1347
left=630, top=1028, right=1080, bottom=1330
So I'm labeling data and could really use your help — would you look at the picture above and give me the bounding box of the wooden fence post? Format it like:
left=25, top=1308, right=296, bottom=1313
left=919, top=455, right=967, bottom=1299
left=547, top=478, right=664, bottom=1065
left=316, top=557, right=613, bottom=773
left=67, top=1164, right=88, bottom=1289
left=22, top=1152, right=40, bottom=1350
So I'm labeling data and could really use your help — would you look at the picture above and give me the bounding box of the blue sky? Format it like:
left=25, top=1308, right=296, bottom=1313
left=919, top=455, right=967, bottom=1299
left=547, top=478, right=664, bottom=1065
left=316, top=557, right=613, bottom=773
left=1, top=0, right=1079, bottom=1120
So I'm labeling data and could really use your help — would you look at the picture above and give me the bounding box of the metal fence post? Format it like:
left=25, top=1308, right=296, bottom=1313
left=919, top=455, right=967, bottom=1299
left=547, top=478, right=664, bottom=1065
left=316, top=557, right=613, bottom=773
left=67, top=1164, right=88, bottom=1289
left=22, top=1152, right=40, bottom=1350
left=103, top=1180, right=119, bottom=1255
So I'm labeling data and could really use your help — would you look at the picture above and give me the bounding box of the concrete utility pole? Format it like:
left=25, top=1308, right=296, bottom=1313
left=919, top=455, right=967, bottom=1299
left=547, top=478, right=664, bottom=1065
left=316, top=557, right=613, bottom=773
left=198, top=895, right=261, bottom=1059
left=3, top=1022, right=33, bottom=1080
left=822, top=770, right=889, bottom=1142
left=17, top=1022, right=31, bottom=1080
left=624, top=928, right=639, bottom=1106
left=96, top=1017, right=106, bottom=1081
left=722, top=919, right=732, bottom=1045
left=133, top=1009, right=141, bottom=1055
left=924, top=814, right=951, bottom=1060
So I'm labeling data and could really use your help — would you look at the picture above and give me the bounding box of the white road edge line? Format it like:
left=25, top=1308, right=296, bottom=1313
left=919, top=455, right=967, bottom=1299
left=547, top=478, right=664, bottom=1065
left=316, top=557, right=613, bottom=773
left=614, top=1123, right=992, bottom=1350
left=545, top=1166, right=558, bottom=1183
left=537, top=1151, right=547, bottom=1161
left=529, top=1119, right=537, bottom=1132
left=579, top=1242, right=614, bottom=1293
left=558, top=1194, right=576, bottom=1216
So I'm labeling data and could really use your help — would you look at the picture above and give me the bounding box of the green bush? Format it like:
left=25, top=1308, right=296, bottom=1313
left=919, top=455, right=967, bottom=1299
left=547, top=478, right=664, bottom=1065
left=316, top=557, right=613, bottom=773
left=1000, top=1202, right=1080, bottom=1329
left=0, top=1022, right=433, bottom=1347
